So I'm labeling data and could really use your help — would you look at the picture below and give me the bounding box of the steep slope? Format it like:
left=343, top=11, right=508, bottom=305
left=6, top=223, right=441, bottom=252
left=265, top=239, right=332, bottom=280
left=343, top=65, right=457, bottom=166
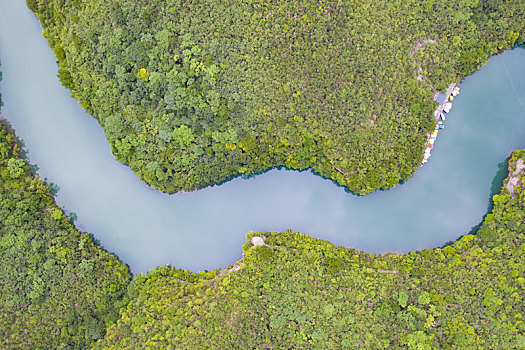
left=28, top=0, right=525, bottom=194
left=95, top=151, right=525, bottom=349
left=0, top=120, right=131, bottom=348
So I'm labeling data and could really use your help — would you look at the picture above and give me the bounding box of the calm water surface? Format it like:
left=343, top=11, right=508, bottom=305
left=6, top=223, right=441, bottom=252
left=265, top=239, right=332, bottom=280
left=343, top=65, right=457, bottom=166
left=1, top=2, right=524, bottom=274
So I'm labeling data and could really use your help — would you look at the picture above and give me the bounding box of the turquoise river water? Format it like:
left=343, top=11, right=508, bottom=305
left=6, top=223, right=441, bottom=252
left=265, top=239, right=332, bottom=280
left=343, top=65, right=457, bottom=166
left=0, top=2, right=524, bottom=274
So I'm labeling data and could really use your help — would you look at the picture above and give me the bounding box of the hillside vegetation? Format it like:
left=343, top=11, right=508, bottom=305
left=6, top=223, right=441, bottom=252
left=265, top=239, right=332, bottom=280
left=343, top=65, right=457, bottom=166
left=95, top=151, right=525, bottom=349
left=1, top=110, right=524, bottom=348
left=0, top=121, right=131, bottom=349
left=28, top=0, right=525, bottom=194
left=2, top=2, right=525, bottom=348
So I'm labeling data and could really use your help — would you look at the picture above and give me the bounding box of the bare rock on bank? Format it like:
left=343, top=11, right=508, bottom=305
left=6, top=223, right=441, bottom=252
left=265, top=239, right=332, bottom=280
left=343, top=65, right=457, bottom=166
left=506, top=158, right=525, bottom=198
left=251, top=236, right=266, bottom=246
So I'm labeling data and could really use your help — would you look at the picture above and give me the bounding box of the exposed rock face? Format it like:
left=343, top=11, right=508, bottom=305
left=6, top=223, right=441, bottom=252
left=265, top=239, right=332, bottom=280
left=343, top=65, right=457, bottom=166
left=506, top=158, right=525, bottom=198
left=251, top=236, right=266, bottom=246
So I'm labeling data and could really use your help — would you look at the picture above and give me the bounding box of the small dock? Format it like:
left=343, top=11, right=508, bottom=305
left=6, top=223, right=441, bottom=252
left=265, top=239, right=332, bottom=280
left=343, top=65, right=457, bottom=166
left=433, top=83, right=457, bottom=120
left=421, top=83, right=460, bottom=166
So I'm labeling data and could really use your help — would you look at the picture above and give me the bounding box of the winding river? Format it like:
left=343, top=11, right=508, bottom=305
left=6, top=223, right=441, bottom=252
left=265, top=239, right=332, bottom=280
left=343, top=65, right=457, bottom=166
left=1, top=2, right=525, bottom=274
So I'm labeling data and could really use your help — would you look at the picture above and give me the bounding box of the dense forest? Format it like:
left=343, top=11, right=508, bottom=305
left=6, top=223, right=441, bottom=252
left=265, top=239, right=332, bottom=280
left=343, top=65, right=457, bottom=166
left=0, top=113, right=131, bottom=346
left=27, top=0, right=525, bottom=194
left=1, top=103, right=524, bottom=347
left=2, top=1, right=525, bottom=348
left=96, top=150, right=525, bottom=349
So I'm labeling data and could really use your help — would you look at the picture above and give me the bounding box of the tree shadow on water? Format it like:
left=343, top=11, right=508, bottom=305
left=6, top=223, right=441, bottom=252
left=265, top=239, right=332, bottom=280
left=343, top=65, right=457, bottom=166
left=441, top=157, right=510, bottom=247
left=466, top=157, right=510, bottom=236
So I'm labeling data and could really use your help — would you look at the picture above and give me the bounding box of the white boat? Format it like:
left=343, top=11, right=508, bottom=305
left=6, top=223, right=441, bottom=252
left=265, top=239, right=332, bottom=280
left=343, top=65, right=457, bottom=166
left=440, top=113, right=446, bottom=121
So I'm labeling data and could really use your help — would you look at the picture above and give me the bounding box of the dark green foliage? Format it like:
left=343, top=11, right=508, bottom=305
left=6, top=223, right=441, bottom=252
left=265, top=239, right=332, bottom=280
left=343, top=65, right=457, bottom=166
left=4, top=2, right=525, bottom=347
left=28, top=0, right=525, bottom=194
left=95, top=151, right=525, bottom=349
left=0, top=123, right=131, bottom=349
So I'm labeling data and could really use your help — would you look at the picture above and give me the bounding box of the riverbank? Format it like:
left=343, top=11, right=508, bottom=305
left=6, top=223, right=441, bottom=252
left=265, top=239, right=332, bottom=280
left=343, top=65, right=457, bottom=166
left=95, top=156, right=525, bottom=348
left=1, top=2, right=525, bottom=274
left=421, top=83, right=459, bottom=166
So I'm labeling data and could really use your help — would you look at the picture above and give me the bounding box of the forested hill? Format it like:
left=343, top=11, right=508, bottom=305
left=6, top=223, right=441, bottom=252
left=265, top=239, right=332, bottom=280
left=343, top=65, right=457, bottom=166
left=0, top=120, right=131, bottom=348
left=28, top=0, right=524, bottom=194
left=2, top=57, right=525, bottom=348
left=1, top=113, right=524, bottom=349
left=96, top=151, right=525, bottom=349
